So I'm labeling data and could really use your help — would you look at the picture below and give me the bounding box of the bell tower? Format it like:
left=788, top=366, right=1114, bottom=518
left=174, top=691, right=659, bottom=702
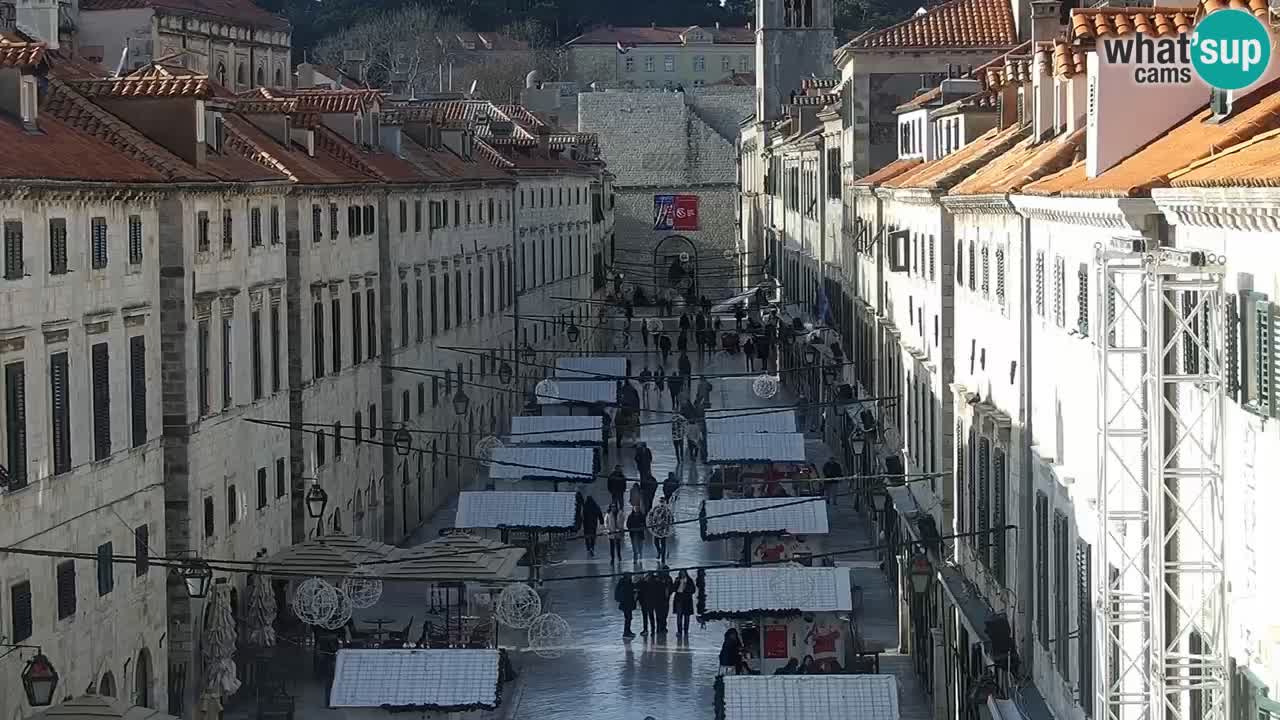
left=755, top=0, right=836, bottom=123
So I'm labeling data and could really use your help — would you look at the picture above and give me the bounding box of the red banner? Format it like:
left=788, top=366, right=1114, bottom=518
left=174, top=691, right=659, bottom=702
left=673, top=195, right=699, bottom=231
left=763, top=624, right=789, bottom=659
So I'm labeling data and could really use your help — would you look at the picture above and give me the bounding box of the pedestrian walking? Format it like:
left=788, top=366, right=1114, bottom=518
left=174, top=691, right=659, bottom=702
left=677, top=330, right=688, bottom=354
left=601, top=411, right=613, bottom=458
left=822, top=457, right=843, bottom=506
left=640, top=471, right=659, bottom=512
left=652, top=496, right=670, bottom=565
left=626, top=504, right=647, bottom=562
left=639, top=367, right=653, bottom=410
left=641, top=318, right=650, bottom=350
left=714, top=314, right=722, bottom=332
left=686, top=421, right=705, bottom=464
left=673, top=569, right=696, bottom=636
left=743, top=336, right=756, bottom=370
left=696, top=376, right=713, bottom=409
left=678, top=352, right=692, bottom=377
left=574, top=490, right=584, bottom=531
left=720, top=628, right=746, bottom=675
left=734, top=302, right=746, bottom=330
left=658, top=333, right=672, bottom=365
left=638, top=573, right=658, bottom=636
left=582, top=495, right=604, bottom=556
left=668, top=373, right=685, bottom=409
left=662, top=471, right=679, bottom=502
left=604, top=503, right=624, bottom=563
left=655, top=366, right=666, bottom=407
left=607, top=465, right=627, bottom=509
left=655, top=570, right=673, bottom=633
left=635, top=441, right=654, bottom=479
left=671, top=415, right=686, bottom=463
left=615, top=574, right=637, bottom=638
left=679, top=312, right=691, bottom=335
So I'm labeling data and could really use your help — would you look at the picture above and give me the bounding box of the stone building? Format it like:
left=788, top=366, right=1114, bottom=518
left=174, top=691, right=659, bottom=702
left=563, top=24, right=753, bottom=90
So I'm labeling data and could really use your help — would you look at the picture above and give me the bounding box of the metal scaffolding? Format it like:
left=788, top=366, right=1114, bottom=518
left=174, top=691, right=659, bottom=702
left=1096, top=240, right=1228, bottom=720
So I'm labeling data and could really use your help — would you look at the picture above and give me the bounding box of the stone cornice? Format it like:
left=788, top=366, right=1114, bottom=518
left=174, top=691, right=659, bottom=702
left=1010, top=194, right=1158, bottom=231
left=941, top=193, right=1017, bottom=215
left=878, top=186, right=937, bottom=206
left=1151, top=187, right=1280, bottom=231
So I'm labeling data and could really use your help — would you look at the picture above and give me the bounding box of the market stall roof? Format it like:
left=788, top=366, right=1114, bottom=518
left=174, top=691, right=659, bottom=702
left=715, top=674, right=899, bottom=720
left=488, top=446, right=595, bottom=481
left=556, top=356, right=629, bottom=379
left=508, top=415, right=603, bottom=445
left=706, top=409, right=797, bottom=434
left=383, top=532, right=524, bottom=582
left=712, top=281, right=781, bottom=314
left=29, top=696, right=183, bottom=720
left=536, top=379, right=618, bottom=405
left=698, top=567, right=853, bottom=619
left=706, top=433, right=807, bottom=464
left=455, top=491, right=577, bottom=530
left=329, top=648, right=502, bottom=711
left=262, top=533, right=397, bottom=577
left=700, top=497, right=829, bottom=540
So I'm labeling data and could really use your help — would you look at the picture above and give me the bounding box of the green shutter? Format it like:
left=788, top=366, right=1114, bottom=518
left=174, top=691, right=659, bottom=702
left=1256, top=300, right=1274, bottom=417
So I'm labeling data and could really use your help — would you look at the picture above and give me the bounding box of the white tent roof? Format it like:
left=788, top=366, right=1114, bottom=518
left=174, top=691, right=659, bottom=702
left=536, top=380, right=618, bottom=405
left=509, top=415, right=602, bottom=444
left=706, top=433, right=806, bottom=463
left=488, top=446, right=595, bottom=480
left=455, top=491, right=577, bottom=529
left=706, top=409, right=797, bottom=434
left=701, top=567, right=852, bottom=615
left=556, top=356, right=628, bottom=379
left=702, top=497, right=829, bottom=538
left=719, top=674, right=900, bottom=720
left=329, top=649, right=500, bottom=710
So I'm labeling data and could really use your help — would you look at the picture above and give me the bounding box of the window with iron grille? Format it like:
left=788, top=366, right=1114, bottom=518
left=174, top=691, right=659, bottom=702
left=249, top=208, right=262, bottom=248
left=1077, top=263, right=1090, bottom=336
left=129, top=336, right=146, bottom=447
left=203, top=496, right=214, bottom=537
left=128, top=215, right=144, bottom=264
left=3, top=220, right=23, bottom=281
left=197, top=320, right=210, bottom=415
left=221, top=208, right=233, bottom=252
left=199, top=210, right=212, bottom=252
left=1054, top=256, right=1066, bottom=327
left=415, top=278, right=424, bottom=343
left=366, top=287, right=377, bottom=357
left=50, top=351, right=70, bottom=474
left=968, top=241, right=976, bottom=290
left=312, top=205, right=323, bottom=243
left=91, top=217, right=108, bottom=269
left=56, top=560, right=76, bottom=619
left=134, top=525, right=148, bottom=576
left=10, top=581, right=33, bottom=641
left=980, top=244, right=990, bottom=297
left=978, top=437, right=990, bottom=566
left=227, top=484, right=239, bottom=525
left=222, top=313, right=232, bottom=408
left=352, top=292, right=363, bottom=362
left=313, top=302, right=325, bottom=379
left=270, top=304, right=281, bottom=393
left=995, top=246, right=1006, bottom=304
left=1077, top=540, right=1093, bottom=717
left=4, top=361, right=26, bottom=487
left=275, top=457, right=285, bottom=498
left=97, top=541, right=113, bottom=596
left=49, top=218, right=67, bottom=275
left=1035, top=492, right=1050, bottom=645
left=334, top=422, right=342, bottom=458
left=1035, top=251, right=1045, bottom=316
left=270, top=206, right=281, bottom=244
left=1054, top=511, right=1071, bottom=670
left=992, top=448, right=1007, bottom=586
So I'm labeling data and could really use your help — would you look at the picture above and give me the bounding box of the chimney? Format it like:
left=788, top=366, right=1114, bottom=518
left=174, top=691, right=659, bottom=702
left=93, top=95, right=208, bottom=167
left=536, top=125, right=550, bottom=155
left=650, top=22, right=656, bottom=29
left=715, top=21, right=721, bottom=30
left=1030, top=0, right=1062, bottom=45
left=15, top=0, right=59, bottom=49
left=0, top=67, right=39, bottom=130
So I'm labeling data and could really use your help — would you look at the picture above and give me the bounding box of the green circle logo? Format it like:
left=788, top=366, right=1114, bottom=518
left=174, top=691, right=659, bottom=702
left=1192, top=9, right=1272, bottom=90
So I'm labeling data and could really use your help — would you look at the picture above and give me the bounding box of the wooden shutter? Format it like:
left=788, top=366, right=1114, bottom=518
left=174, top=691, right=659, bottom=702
left=135, top=524, right=149, bottom=576
left=50, top=352, right=70, bottom=474
left=1077, top=540, right=1093, bottom=717
left=331, top=298, right=341, bottom=371
left=92, top=342, right=111, bottom=460
left=1035, top=493, right=1050, bottom=644
left=128, top=214, right=143, bottom=263
left=275, top=457, right=285, bottom=498
left=1255, top=299, right=1275, bottom=417
left=49, top=218, right=67, bottom=275
left=56, top=560, right=76, bottom=619
left=250, top=310, right=262, bottom=400
left=129, top=335, right=146, bottom=448
left=312, top=302, right=324, bottom=379
left=366, top=288, right=376, bottom=357
left=257, top=467, right=267, bottom=508
left=4, top=220, right=23, bottom=280
left=992, top=448, right=1007, bottom=586
left=5, top=361, right=26, bottom=487
left=97, top=541, right=113, bottom=596
left=955, top=421, right=965, bottom=535
left=978, top=436, right=991, bottom=566
left=351, top=292, right=362, bottom=361
left=10, top=581, right=32, bottom=641
left=270, top=305, right=281, bottom=393
left=1225, top=292, right=1241, bottom=401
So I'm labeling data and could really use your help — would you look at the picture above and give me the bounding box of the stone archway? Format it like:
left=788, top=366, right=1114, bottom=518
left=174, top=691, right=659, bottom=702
left=135, top=648, right=153, bottom=708
left=651, top=234, right=699, bottom=305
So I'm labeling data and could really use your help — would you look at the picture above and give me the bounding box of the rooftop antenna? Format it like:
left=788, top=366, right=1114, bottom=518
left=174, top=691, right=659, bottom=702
left=468, top=79, right=478, bottom=96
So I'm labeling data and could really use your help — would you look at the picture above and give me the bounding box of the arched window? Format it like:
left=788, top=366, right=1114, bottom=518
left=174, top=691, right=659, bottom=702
left=216, top=63, right=226, bottom=87
left=274, top=67, right=284, bottom=87
left=135, top=649, right=153, bottom=708
left=99, top=671, right=117, bottom=697
left=237, top=63, right=248, bottom=87
left=255, top=66, right=264, bottom=86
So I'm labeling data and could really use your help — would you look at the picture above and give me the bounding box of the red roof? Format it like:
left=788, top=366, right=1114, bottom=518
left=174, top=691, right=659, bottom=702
left=71, top=63, right=210, bottom=98
left=79, top=0, right=289, bottom=31
left=0, top=32, right=47, bottom=67
left=567, top=25, right=754, bottom=46
left=842, top=0, right=1017, bottom=49
left=253, top=87, right=382, bottom=114
left=0, top=112, right=168, bottom=183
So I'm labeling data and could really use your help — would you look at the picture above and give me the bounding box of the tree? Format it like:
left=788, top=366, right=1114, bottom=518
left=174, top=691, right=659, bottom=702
left=312, top=5, right=465, bottom=96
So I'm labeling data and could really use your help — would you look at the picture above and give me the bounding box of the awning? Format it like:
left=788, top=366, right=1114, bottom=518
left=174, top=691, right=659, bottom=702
left=715, top=674, right=899, bottom=720
left=30, top=696, right=183, bottom=720
left=536, top=380, right=618, bottom=405
left=383, top=533, right=524, bottom=582
left=329, top=648, right=502, bottom=711
left=700, top=497, right=829, bottom=539
left=556, top=356, right=628, bottom=379
left=455, top=491, right=577, bottom=531
left=508, top=415, right=602, bottom=445
left=698, top=566, right=853, bottom=619
left=487, top=446, right=595, bottom=481
left=262, top=533, right=396, bottom=577
left=706, top=433, right=807, bottom=464
left=712, top=281, right=782, bottom=314
left=706, top=409, right=797, bottom=434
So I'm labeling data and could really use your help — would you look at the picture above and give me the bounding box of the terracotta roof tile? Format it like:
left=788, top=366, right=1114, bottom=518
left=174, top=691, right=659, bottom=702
left=1069, top=7, right=1194, bottom=40
left=232, top=97, right=298, bottom=114
left=476, top=139, right=516, bottom=169
left=225, top=116, right=369, bottom=184
left=934, top=90, right=1000, bottom=115
left=883, top=124, right=1027, bottom=190
left=0, top=110, right=167, bottom=183
left=567, top=25, right=753, bottom=46
left=79, top=0, right=289, bottom=31
left=1025, top=77, right=1280, bottom=197
left=401, top=136, right=513, bottom=182
left=896, top=86, right=943, bottom=113
left=844, top=0, right=1018, bottom=50
left=71, top=64, right=210, bottom=98
left=851, top=158, right=923, bottom=187
left=950, top=128, right=1085, bottom=195
left=802, top=78, right=839, bottom=90
left=1053, top=41, right=1085, bottom=79
left=713, top=71, right=755, bottom=86
left=1199, top=0, right=1269, bottom=19
left=254, top=87, right=381, bottom=114
left=0, top=33, right=47, bottom=67
left=1167, top=127, right=1280, bottom=187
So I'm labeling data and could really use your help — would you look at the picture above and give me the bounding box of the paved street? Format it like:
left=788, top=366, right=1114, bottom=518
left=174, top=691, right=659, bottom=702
left=230, top=347, right=931, bottom=720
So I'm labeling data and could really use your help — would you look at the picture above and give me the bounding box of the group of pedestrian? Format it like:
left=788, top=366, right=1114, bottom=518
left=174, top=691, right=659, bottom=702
left=614, top=569, right=697, bottom=639
left=602, top=460, right=679, bottom=565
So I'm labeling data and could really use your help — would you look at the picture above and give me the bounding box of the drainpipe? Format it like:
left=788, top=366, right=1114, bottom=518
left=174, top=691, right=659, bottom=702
left=1017, top=212, right=1035, bottom=672
left=511, top=181, right=522, bottom=403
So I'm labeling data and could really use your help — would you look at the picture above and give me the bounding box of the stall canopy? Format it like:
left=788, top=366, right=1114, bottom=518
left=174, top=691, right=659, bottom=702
left=697, top=567, right=853, bottom=619
left=261, top=533, right=397, bottom=577
left=383, top=533, right=524, bottom=582
left=706, top=410, right=797, bottom=435
left=556, top=356, right=628, bottom=379
left=455, top=491, right=577, bottom=531
left=29, top=696, right=183, bottom=720
left=706, top=433, right=807, bottom=464
left=509, top=415, right=603, bottom=445
left=700, top=497, right=829, bottom=540
left=537, top=380, right=618, bottom=405
left=488, top=446, right=595, bottom=481
left=329, top=648, right=502, bottom=711
left=714, top=674, right=900, bottom=720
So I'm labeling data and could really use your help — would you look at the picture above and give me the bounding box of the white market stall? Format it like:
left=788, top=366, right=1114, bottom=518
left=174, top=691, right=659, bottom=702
left=508, top=415, right=603, bottom=446
left=714, top=674, right=900, bottom=720
left=329, top=648, right=506, bottom=715
left=698, top=566, right=856, bottom=675
left=556, top=356, right=630, bottom=379
left=536, top=380, right=618, bottom=417
left=454, top=490, right=578, bottom=578
left=700, top=496, right=829, bottom=566
left=706, top=409, right=797, bottom=435
left=487, top=446, right=596, bottom=484
left=705, top=432, right=820, bottom=499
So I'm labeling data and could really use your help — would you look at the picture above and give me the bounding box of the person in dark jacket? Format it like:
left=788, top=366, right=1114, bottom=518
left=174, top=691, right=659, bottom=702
left=719, top=628, right=745, bottom=675
left=601, top=412, right=613, bottom=457
left=657, top=333, right=672, bottom=365
left=654, top=570, right=673, bottom=634
left=676, top=329, right=689, bottom=354
left=662, top=471, right=679, bottom=502
left=672, top=569, right=696, bottom=637
left=734, top=303, right=746, bottom=330
left=743, top=336, right=756, bottom=370
left=581, top=495, right=604, bottom=556
left=607, top=465, right=627, bottom=509
left=655, top=366, right=666, bottom=407
left=679, top=312, right=691, bottom=333
left=634, top=442, right=654, bottom=480
left=822, top=457, right=844, bottom=506
left=640, top=472, right=659, bottom=512
left=615, top=575, right=637, bottom=638
left=637, top=573, right=657, bottom=636
left=574, top=491, right=584, bottom=530
left=668, top=373, right=685, bottom=408
left=678, top=352, right=692, bottom=377
left=626, top=505, right=647, bottom=561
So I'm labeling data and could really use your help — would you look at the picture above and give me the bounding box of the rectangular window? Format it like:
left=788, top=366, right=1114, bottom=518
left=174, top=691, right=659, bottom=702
left=331, top=298, right=342, bottom=371
left=1078, top=263, right=1091, bottom=336
left=1054, top=255, right=1066, bottom=327
left=333, top=422, right=342, bottom=458
left=257, top=467, right=268, bottom=508
left=1077, top=541, right=1093, bottom=716
left=249, top=208, right=262, bottom=248
left=368, top=404, right=377, bottom=437
left=1054, top=511, right=1071, bottom=671
left=270, top=304, right=281, bottom=393
left=366, top=288, right=377, bottom=357
left=1035, top=492, right=1050, bottom=645
left=402, top=389, right=410, bottom=422
left=313, top=302, right=325, bottom=379
left=96, top=541, right=113, bottom=596
left=625, top=56, right=634, bottom=72
left=1034, top=250, right=1045, bottom=316
left=478, top=267, right=485, bottom=318
left=400, top=282, right=410, bottom=347
left=313, top=204, right=323, bottom=243
left=991, top=448, right=1007, bottom=586
left=443, top=273, right=451, bottom=331
left=56, top=560, right=76, bottom=619
left=222, top=313, right=232, bottom=408
left=221, top=208, right=233, bottom=252
left=977, top=437, right=990, bottom=565
left=347, top=206, right=358, bottom=237
left=417, top=382, right=425, bottom=415
left=454, top=270, right=462, bottom=325
left=415, top=277, right=424, bottom=342
left=90, top=216, right=108, bottom=269
left=50, top=351, right=70, bottom=474
left=197, top=320, right=210, bottom=415
left=645, top=56, right=654, bottom=72
left=693, top=55, right=705, bottom=71
left=198, top=210, right=211, bottom=252
left=3, top=220, right=22, bottom=280
left=203, top=496, right=214, bottom=538
left=453, top=199, right=460, bottom=226
left=488, top=198, right=495, bottom=225
left=127, top=214, right=144, bottom=265
left=250, top=310, right=262, bottom=400
left=10, top=582, right=32, bottom=642
left=399, top=199, right=407, bottom=232
left=49, top=218, right=67, bottom=275
left=227, top=485, right=238, bottom=525
left=355, top=411, right=363, bottom=445
left=4, top=362, right=26, bottom=488
left=270, top=206, right=281, bottom=244
left=331, top=203, right=341, bottom=238
left=363, top=205, right=375, bottom=234
left=129, top=336, right=146, bottom=447
left=134, top=525, right=148, bottom=576
left=429, top=275, right=438, bottom=335
left=275, top=457, right=286, bottom=498
left=352, top=293, right=363, bottom=362
left=414, top=200, right=422, bottom=233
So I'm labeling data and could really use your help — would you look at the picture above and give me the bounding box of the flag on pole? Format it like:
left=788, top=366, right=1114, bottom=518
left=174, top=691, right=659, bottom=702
left=616, top=41, right=635, bottom=54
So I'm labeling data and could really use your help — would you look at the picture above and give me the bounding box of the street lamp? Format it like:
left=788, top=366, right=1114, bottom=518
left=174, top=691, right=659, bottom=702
left=519, top=342, right=537, bottom=362
left=869, top=487, right=889, bottom=513
left=305, top=484, right=328, bottom=520
left=181, top=557, right=214, bottom=600
left=803, top=345, right=819, bottom=366
left=452, top=386, right=471, bottom=417
left=566, top=323, right=580, bottom=344
left=498, top=361, right=513, bottom=385
left=20, top=653, right=58, bottom=707
left=909, top=552, right=933, bottom=595
left=393, top=425, right=413, bottom=457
